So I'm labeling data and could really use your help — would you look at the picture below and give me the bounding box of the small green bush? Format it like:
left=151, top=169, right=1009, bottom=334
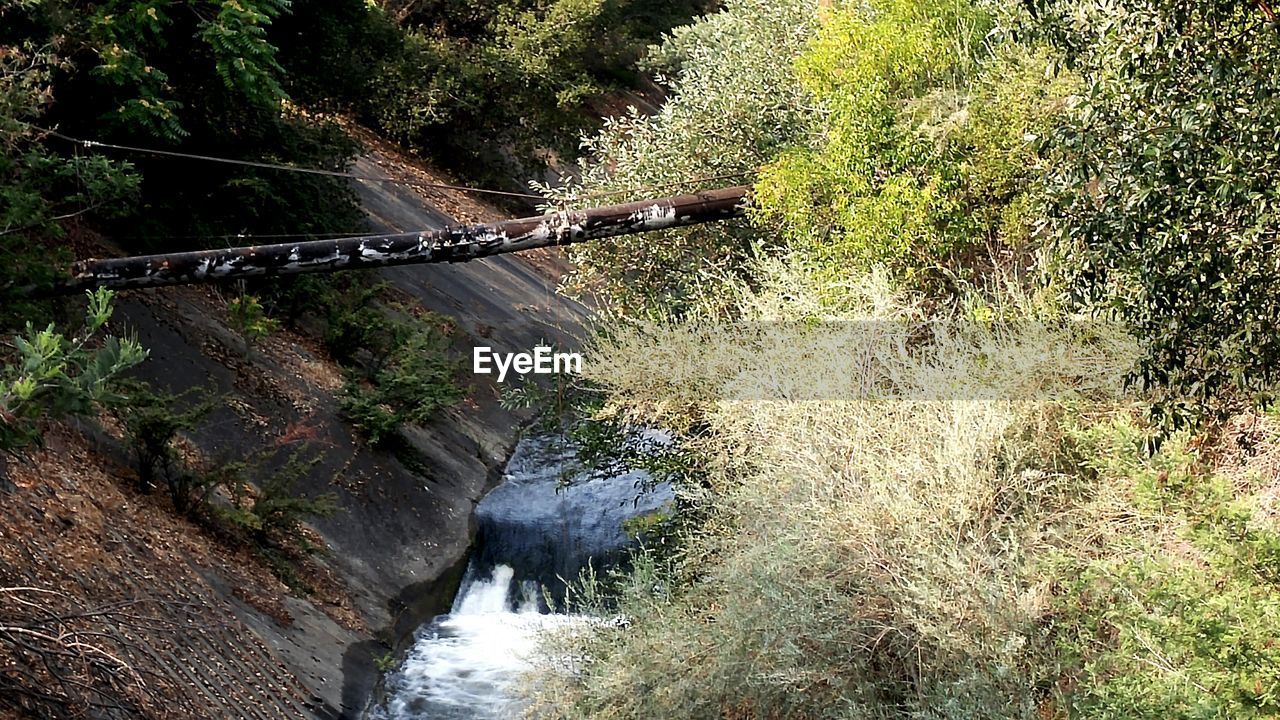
left=1049, top=420, right=1280, bottom=718
left=339, top=325, right=462, bottom=445
left=220, top=454, right=338, bottom=546
left=374, top=652, right=397, bottom=673
left=227, top=294, right=280, bottom=351
left=338, top=390, right=404, bottom=447
left=215, top=453, right=339, bottom=592
left=1, top=290, right=147, bottom=452
left=115, top=382, right=219, bottom=513
left=262, top=276, right=462, bottom=444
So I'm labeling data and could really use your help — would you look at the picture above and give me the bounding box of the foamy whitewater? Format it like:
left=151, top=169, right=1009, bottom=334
left=373, top=565, right=587, bottom=719
left=370, top=434, right=673, bottom=718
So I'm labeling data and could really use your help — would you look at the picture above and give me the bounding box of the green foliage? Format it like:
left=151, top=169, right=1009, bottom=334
left=106, top=115, right=362, bottom=252
left=210, top=452, right=338, bottom=592
left=0, top=40, right=139, bottom=321
left=569, top=413, right=693, bottom=491
left=115, top=381, right=219, bottom=512
left=220, top=453, right=338, bottom=545
left=373, top=652, right=397, bottom=673
left=1057, top=558, right=1280, bottom=718
left=259, top=275, right=462, bottom=443
left=338, top=390, right=403, bottom=447
left=753, top=0, right=1063, bottom=294
left=259, top=274, right=465, bottom=443
left=551, top=0, right=818, bottom=312
left=272, top=0, right=404, bottom=110
left=227, top=294, right=280, bottom=351
left=264, top=275, right=397, bottom=364
left=317, top=282, right=405, bottom=368
left=1051, top=421, right=1280, bottom=718
left=0, top=290, right=147, bottom=452
left=340, top=325, right=463, bottom=445
left=199, top=0, right=289, bottom=105
left=364, top=0, right=713, bottom=175
left=1033, top=0, right=1280, bottom=425
left=1, top=0, right=363, bottom=267
left=273, top=0, right=712, bottom=178
left=78, top=0, right=289, bottom=140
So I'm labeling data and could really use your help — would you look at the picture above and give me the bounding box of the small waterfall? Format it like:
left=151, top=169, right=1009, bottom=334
left=371, top=434, right=673, bottom=718
left=452, top=565, right=533, bottom=615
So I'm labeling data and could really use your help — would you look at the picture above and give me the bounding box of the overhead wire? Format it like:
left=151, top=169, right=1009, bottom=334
left=18, top=123, right=757, bottom=250
left=29, top=123, right=758, bottom=201
left=34, top=125, right=549, bottom=200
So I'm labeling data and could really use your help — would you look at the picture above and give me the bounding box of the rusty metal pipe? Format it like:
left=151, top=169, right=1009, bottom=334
left=49, top=186, right=750, bottom=294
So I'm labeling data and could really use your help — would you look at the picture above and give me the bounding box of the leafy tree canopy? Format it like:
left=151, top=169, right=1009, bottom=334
left=551, top=0, right=819, bottom=313
left=1033, top=0, right=1280, bottom=425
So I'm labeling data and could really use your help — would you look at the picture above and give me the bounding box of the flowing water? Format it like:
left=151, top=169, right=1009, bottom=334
left=371, top=434, right=673, bottom=719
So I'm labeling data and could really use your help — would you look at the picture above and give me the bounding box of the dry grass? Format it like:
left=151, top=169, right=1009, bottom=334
left=526, top=259, right=1141, bottom=719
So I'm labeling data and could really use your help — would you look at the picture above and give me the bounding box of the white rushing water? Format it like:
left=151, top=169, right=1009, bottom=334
left=374, top=565, right=588, bottom=719
left=371, top=434, right=673, bottom=719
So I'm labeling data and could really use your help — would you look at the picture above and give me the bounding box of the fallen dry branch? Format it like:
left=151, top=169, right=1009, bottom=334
left=0, top=587, right=185, bottom=719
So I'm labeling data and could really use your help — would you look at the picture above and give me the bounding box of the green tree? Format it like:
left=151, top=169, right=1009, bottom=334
left=2, top=0, right=363, bottom=260
left=1033, top=0, right=1280, bottom=425
left=0, top=36, right=139, bottom=321
left=549, top=0, right=819, bottom=313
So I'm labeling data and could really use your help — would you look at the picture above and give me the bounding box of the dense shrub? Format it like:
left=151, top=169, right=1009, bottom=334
left=551, top=0, right=819, bottom=312
left=526, top=1, right=1280, bottom=717
left=367, top=1, right=608, bottom=171
left=752, top=1, right=1074, bottom=297
left=529, top=266, right=1137, bottom=719
left=1033, top=0, right=1280, bottom=425
left=276, top=0, right=715, bottom=179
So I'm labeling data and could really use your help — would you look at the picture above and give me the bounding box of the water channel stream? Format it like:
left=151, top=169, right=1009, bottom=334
left=369, top=434, right=673, bottom=719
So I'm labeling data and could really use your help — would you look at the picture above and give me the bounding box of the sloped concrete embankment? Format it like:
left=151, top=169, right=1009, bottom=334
left=106, top=154, right=587, bottom=718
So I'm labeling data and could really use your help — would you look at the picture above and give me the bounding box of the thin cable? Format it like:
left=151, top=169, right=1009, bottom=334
left=114, top=229, right=388, bottom=243
left=27, top=123, right=757, bottom=207
left=555, top=170, right=758, bottom=202
left=35, top=126, right=548, bottom=200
